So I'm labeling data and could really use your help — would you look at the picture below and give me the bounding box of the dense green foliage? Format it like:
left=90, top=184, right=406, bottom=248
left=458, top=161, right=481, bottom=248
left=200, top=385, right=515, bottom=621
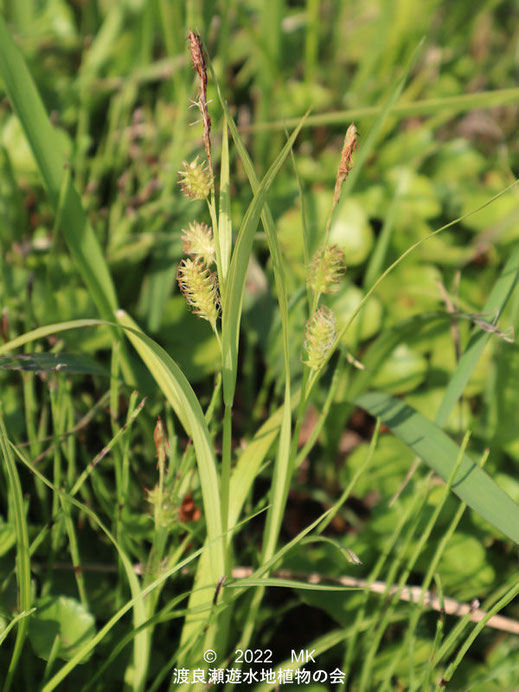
left=1, top=1, right=519, bottom=690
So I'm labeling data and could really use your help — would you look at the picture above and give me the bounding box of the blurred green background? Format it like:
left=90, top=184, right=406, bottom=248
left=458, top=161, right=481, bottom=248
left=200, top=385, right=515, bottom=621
left=2, top=1, right=519, bottom=690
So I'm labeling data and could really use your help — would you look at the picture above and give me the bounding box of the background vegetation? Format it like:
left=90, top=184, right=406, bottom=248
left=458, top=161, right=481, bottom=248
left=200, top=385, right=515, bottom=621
left=1, top=1, right=519, bottom=690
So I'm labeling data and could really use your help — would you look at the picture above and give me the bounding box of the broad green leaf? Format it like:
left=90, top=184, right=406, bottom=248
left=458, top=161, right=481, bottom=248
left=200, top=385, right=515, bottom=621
left=329, top=197, right=374, bottom=264
left=355, top=391, right=519, bottom=544
left=29, top=596, right=96, bottom=663
left=418, top=533, right=495, bottom=600
left=369, top=343, right=428, bottom=394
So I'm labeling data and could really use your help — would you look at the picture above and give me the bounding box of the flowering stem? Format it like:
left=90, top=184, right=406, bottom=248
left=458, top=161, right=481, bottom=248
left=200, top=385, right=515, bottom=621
left=206, top=197, right=224, bottom=304
left=221, top=402, right=232, bottom=542
left=212, top=324, right=222, bottom=353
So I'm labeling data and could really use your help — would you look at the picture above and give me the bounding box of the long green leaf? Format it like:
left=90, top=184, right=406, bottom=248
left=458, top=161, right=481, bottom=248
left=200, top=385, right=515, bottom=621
left=226, top=577, right=355, bottom=592
left=436, top=243, right=519, bottom=426
left=0, top=17, right=117, bottom=318
left=0, top=609, right=35, bottom=649
left=0, top=413, right=32, bottom=692
left=355, top=391, right=519, bottom=544
left=0, top=315, right=225, bottom=582
left=178, top=397, right=294, bottom=658
left=115, top=311, right=225, bottom=582
left=211, top=66, right=299, bottom=561
left=13, top=437, right=203, bottom=691
left=254, top=629, right=348, bottom=692
left=221, top=114, right=308, bottom=406
left=0, top=320, right=103, bottom=357
left=243, top=87, right=519, bottom=133
left=218, top=113, right=232, bottom=288
left=10, top=441, right=149, bottom=692
left=0, top=17, right=145, bottom=391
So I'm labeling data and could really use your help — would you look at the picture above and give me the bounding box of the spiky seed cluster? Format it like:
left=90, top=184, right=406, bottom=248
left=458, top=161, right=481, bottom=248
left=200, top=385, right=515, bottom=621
left=303, top=306, right=337, bottom=371
left=181, top=221, right=215, bottom=265
left=146, top=484, right=176, bottom=529
left=178, top=157, right=213, bottom=200
left=307, top=244, right=346, bottom=296
left=177, top=257, right=220, bottom=329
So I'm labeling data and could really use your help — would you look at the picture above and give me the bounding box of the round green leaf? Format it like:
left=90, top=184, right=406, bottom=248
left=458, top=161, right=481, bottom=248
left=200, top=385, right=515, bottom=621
left=435, top=533, right=495, bottom=600
left=325, top=283, right=383, bottom=346
left=29, top=596, right=96, bottom=663
left=370, top=343, right=428, bottom=394
left=329, top=198, right=374, bottom=265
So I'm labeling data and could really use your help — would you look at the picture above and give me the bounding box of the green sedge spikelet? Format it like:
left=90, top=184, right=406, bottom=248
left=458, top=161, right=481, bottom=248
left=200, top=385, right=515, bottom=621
left=181, top=221, right=215, bottom=265
left=303, top=306, right=336, bottom=371
left=307, top=244, right=346, bottom=296
left=177, top=257, right=220, bottom=331
left=178, top=157, right=212, bottom=200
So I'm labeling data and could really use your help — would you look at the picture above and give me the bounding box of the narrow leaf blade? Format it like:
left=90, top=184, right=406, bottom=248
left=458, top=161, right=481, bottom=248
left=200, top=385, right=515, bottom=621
left=355, top=390, right=519, bottom=544
left=221, top=114, right=308, bottom=405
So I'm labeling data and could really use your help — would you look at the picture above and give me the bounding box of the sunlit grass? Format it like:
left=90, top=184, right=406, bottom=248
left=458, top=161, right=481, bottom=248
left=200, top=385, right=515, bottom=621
left=1, top=2, right=519, bottom=691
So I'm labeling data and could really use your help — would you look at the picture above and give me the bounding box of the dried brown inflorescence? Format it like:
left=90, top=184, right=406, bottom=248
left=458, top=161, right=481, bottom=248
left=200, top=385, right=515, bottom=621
left=333, top=123, right=358, bottom=206
left=153, top=416, right=170, bottom=465
left=188, top=30, right=212, bottom=173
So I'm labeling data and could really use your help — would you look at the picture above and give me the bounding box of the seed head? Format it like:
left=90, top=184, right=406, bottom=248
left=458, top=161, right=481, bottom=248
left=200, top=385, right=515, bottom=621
left=307, top=244, right=346, bottom=296
left=146, top=484, right=176, bottom=530
left=303, top=306, right=337, bottom=371
left=333, top=123, right=357, bottom=205
left=181, top=221, right=215, bottom=265
left=188, top=30, right=207, bottom=86
left=187, top=30, right=212, bottom=171
left=178, top=157, right=212, bottom=200
left=153, top=416, right=170, bottom=466
left=177, top=257, right=220, bottom=329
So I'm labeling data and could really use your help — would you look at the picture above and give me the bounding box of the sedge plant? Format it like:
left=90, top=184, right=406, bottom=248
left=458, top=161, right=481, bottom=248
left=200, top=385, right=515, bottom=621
left=2, top=16, right=519, bottom=692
